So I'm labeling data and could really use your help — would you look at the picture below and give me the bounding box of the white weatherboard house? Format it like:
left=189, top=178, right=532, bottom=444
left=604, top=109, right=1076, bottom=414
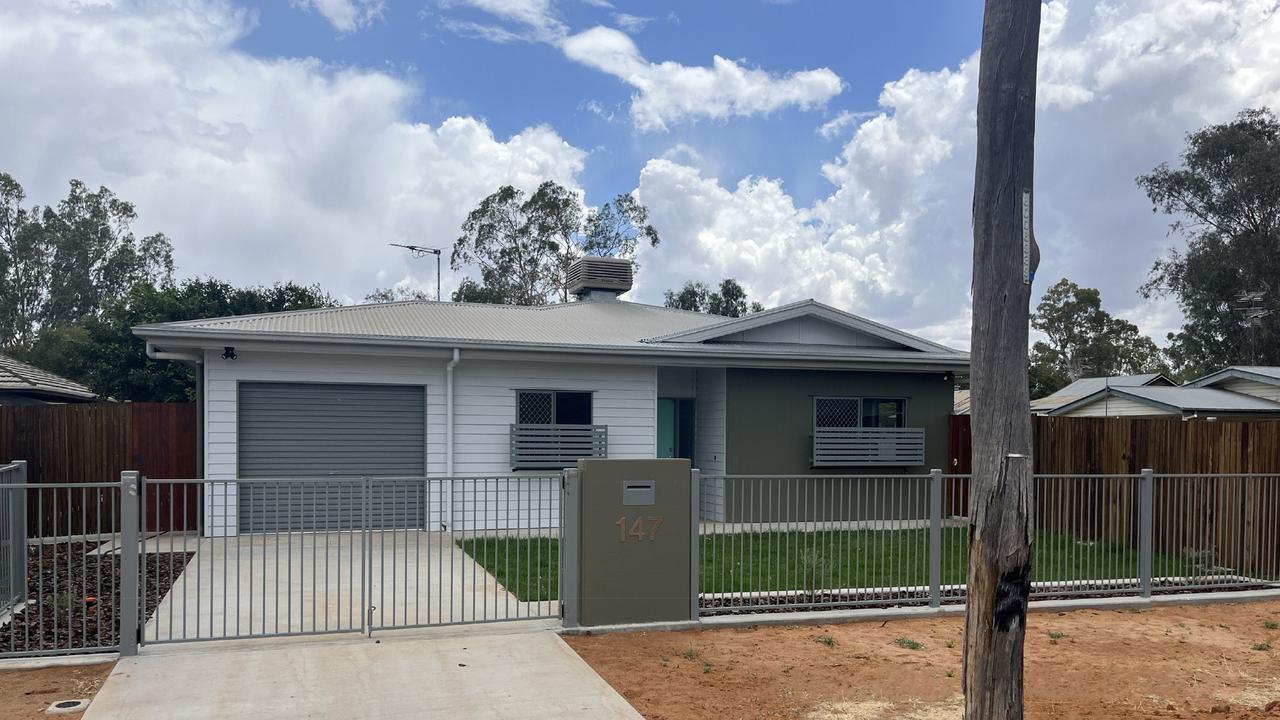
left=135, top=258, right=969, bottom=536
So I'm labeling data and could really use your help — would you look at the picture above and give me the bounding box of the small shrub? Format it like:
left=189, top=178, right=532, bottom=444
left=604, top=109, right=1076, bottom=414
left=681, top=645, right=701, bottom=661
left=945, top=639, right=955, bottom=649
left=1047, top=630, right=1067, bottom=641
left=894, top=637, right=924, bottom=651
left=702, top=660, right=713, bottom=674
left=815, top=634, right=836, bottom=648
left=945, top=669, right=955, bottom=678
left=1252, top=642, right=1271, bottom=652
left=1262, top=621, right=1279, bottom=631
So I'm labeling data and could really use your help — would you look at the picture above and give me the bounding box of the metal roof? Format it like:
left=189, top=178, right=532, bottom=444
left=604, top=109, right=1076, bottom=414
left=0, top=354, right=96, bottom=400
left=1029, top=373, right=1172, bottom=413
left=134, top=298, right=969, bottom=367
left=1049, top=385, right=1280, bottom=416
left=1188, top=366, right=1280, bottom=388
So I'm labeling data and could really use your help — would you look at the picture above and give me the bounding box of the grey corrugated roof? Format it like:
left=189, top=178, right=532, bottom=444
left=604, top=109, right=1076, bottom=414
left=0, top=354, right=96, bottom=400
left=134, top=298, right=970, bottom=366
left=1030, top=373, right=1170, bottom=413
left=1051, top=386, right=1280, bottom=415
left=1189, top=365, right=1280, bottom=388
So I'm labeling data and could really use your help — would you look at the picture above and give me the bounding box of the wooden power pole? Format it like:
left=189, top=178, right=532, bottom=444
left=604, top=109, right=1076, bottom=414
left=965, top=1, right=1041, bottom=718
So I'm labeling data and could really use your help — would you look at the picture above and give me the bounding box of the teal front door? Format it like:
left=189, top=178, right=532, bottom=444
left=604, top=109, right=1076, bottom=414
left=657, top=398, right=677, bottom=458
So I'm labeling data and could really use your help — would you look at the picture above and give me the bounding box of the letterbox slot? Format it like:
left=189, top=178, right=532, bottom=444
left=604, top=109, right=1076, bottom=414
left=623, top=479, right=656, bottom=506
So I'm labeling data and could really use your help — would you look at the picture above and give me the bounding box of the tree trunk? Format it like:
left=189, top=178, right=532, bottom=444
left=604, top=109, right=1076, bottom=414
left=965, top=1, right=1041, bottom=719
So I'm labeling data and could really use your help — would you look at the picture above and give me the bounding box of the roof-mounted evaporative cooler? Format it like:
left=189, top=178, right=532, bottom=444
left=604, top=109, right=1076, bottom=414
left=567, top=257, right=633, bottom=300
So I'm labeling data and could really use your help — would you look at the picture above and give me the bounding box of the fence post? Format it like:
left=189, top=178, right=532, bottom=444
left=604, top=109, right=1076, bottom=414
left=560, top=468, right=580, bottom=629
left=690, top=468, right=701, bottom=622
left=119, top=471, right=140, bottom=657
left=12, top=462, right=28, bottom=609
left=1139, top=468, right=1153, bottom=598
left=929, top=468, right=943, bottom=608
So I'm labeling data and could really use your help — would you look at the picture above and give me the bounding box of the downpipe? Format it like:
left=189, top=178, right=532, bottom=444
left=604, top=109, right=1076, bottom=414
left=445, top=349, right=461, bottom=529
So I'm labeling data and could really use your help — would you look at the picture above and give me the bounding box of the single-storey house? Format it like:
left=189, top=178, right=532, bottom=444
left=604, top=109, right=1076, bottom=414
left=1028, top=373, right=1174, bottom=415
left=1044, top=366, right=1280, bottom=420
left=1187, top=366, right=1280, bottom=402
left=134, top=258, right=968, bottom=534
left=0, top=354, right=97, bottom=405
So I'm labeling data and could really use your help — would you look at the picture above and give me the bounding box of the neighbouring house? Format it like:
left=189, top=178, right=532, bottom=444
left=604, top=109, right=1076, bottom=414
left=1045, top=366, right=1280, bottom=420
left=134, top=258, right=968, bottom=534
left=952, top=389, right=971, bottom=415
left=1028, top=373, right=1175, bottom=415
left=0, top=354, right=97, bottom=405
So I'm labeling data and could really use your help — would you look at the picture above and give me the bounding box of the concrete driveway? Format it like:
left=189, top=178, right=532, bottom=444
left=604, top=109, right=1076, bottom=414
left=84, top=621, right=641, bottom=720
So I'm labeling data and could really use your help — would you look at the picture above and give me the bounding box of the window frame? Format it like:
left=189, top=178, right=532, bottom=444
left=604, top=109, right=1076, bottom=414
left=811, top=395, right=909, bottom=430
left=515, top=389, right=595, bottom=425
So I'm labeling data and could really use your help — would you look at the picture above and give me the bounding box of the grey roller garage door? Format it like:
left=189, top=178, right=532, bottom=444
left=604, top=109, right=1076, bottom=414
left=237, top=382, right=426, bottom=533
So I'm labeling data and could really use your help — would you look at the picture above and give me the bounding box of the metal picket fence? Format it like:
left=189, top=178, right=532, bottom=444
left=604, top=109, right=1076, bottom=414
left=698, top=471, right=1280, bottom=614
left=1, top=462, right=28, bottom=619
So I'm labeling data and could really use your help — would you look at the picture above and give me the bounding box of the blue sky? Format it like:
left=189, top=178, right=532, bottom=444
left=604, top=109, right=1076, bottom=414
left=238, top=1, right=983, bottom=208
left=2, top=0, right=1277, bottom=348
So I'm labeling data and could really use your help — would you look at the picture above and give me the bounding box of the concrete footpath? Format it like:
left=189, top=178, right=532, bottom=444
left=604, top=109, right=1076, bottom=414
left=83, top=620, right=642, bottom=720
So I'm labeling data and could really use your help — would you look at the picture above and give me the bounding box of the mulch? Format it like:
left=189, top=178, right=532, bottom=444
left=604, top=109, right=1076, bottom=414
left=0, top=542, right=192, bottom=654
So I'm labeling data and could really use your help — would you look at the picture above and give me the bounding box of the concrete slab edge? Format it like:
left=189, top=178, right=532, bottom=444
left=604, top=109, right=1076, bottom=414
left=0, top=652, right=118, bottom=671
left=562, top=588, right=1280, bottom=635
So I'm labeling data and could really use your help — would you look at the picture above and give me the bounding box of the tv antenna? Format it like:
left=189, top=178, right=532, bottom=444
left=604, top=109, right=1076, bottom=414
left=389, top=244, right=442, bottom=302
left=1230, top=285, right=1271, bottom=364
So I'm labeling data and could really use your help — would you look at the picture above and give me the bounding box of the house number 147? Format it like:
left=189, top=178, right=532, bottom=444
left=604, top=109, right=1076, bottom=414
left=615, top=515, right=664, bottom=542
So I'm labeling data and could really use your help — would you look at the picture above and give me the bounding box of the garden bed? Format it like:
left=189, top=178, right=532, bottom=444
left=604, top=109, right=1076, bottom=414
left=567, top=600, right=1280, bottom=719
left=0, top=542, right=193, bottom=655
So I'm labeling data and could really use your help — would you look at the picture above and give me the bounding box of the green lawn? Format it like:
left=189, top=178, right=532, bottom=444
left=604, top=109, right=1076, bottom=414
left=461, top=528, right=1206, bottom=603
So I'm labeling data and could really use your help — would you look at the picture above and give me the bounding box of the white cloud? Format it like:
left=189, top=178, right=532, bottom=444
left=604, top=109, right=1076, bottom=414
left=562, top=26, right=843, bottom=132
left=632, top=0, right=1280, bottom=349
left=434, top=3, right=844, bottom=131
left=291, top=0, right=384, bottom=32
left=612, top=12, right=650, bottom=34
left=816, top=109, right=876, bottom=140
left=0, top=0, right=587, bottom=301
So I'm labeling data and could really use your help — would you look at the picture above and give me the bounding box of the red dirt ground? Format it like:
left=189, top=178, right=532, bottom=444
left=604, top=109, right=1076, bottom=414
left=566, top=601, right=1280, bottom=720
left=0, top=662, right=113, bottom=719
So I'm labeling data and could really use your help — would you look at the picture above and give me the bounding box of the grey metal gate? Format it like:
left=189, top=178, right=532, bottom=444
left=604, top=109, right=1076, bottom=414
left=236, top=382, right=427, bottom=532
left=0, top=462, right=26, bottom=615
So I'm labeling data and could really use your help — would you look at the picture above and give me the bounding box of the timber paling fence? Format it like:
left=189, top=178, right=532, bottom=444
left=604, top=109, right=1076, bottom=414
left=697, top=472, right=1280, bottom=613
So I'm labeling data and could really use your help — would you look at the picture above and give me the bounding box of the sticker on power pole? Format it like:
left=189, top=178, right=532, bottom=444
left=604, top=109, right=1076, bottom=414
left=1022, top=189, right=1032, bottom=285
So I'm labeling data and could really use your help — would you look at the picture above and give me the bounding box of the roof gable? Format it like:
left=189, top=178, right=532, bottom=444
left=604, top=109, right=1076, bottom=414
left=1188, top=366, right=1280, bottom=389
left=646, top=300, right=956, bottom=354
left=1049, top=385, right=1280, bottom=416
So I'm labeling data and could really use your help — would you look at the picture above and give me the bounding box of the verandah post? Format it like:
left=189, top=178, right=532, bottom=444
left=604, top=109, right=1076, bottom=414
left=929, top=468, right=943, bottom=607
left=119, top=471, right=140, bottom=657
left=1139, top=468, right=1154, bottom=598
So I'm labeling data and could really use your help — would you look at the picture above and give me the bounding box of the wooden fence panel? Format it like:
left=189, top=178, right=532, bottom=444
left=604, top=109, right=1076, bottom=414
left=0, top=403, right=197, bottom=536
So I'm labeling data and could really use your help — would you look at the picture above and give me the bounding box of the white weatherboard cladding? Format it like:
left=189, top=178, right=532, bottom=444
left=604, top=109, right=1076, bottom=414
left=203, top=349, right=446, bottom=536
left=694, top=367, right=726, bottom=521
left=1219, top=378, right=1280, bottom=403
left=710, top=316, right=900, bottom=348
left=449, top=359, right=658, bottom=530
left=202, top=350, right=658, bottom=535
left=1060, top=395, right=1174, bottom=418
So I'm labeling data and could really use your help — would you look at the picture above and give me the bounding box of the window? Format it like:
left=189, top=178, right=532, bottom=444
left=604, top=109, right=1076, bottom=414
left=862, top=398, right=906, bottom=428
left=517, top=390, right=593, bottom=425
left=813, top=396, right=905, bottom=428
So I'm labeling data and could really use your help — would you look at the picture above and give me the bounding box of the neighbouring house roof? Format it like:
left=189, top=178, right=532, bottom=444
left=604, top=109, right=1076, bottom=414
left=953, top=390, right=971, bottom=415
left=1187, top=366, right=1280, bottom=388
left=0, top=354, right=97, bottom=402
left=1047, top=385, right=1280, bottom=417
left=1029, top=373, right=1174, bottom=414
left=134, top=298, right=970, bottom=370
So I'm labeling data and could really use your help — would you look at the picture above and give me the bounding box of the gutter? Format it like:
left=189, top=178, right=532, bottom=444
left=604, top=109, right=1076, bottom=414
left=145, top=341, right=205, bottom=480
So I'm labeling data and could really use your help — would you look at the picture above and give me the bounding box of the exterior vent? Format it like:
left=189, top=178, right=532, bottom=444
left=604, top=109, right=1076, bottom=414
left=566, top=257, right=633, bottom=299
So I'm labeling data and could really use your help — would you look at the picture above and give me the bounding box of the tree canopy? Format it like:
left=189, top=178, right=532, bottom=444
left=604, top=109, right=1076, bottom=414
left=449, top=181, right=659, bottom=305
left=19, top=278, right=338, bottom=402
left=364, top=286, right=433, bottom=303
left=663, top=279, right=765, bottom=318
left=1138, top=107, right=1280, bottom=376
left=1029, top=278, right=1166, bottom=397
left=0, top=172, right=174, bottom=348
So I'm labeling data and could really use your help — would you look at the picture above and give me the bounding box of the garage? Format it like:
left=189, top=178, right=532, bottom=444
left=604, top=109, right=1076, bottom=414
left=236, top=382, right=427, bottom=532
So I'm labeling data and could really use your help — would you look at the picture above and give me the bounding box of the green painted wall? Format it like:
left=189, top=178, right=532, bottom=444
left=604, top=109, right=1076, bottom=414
left=724, top=368, right=953, bottom=476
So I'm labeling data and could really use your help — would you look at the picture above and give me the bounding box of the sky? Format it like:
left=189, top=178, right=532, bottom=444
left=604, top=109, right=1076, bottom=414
left=2, top=0, right=1278, bottom=349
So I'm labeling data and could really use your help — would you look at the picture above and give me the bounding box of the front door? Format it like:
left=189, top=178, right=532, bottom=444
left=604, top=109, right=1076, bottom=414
left=657, top=398, right=695, bottom=459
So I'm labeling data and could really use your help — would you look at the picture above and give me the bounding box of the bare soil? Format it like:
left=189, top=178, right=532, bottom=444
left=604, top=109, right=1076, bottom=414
left=0, top=662, right=113, bottom=719
left=0, top=542, right=192, bottom=653
left=567, top=601, right=1280, bottom=720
